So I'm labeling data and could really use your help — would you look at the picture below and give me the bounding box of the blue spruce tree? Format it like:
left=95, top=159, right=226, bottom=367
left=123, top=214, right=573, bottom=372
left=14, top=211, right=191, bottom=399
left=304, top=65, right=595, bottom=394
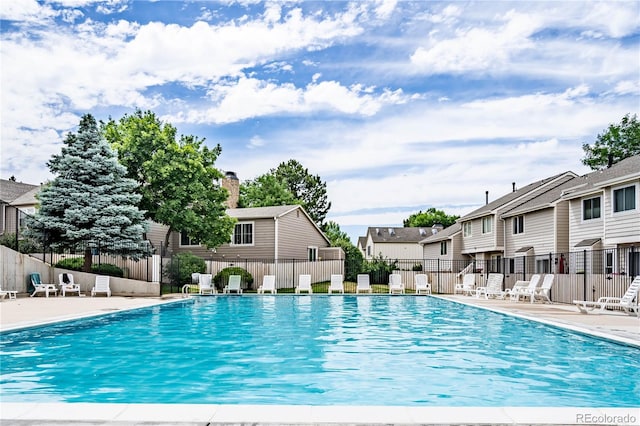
left=28, top=114, right=147, bottom=271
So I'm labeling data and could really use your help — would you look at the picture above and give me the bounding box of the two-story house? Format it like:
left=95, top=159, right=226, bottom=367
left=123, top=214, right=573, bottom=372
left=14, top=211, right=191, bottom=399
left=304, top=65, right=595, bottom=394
left=360, top=226, right=428, bottom=260
left=457, top=172, right=577, bottom=272
left=419, top=223, right=463, bottom=271
left=560, top=155, right=640, bottom=276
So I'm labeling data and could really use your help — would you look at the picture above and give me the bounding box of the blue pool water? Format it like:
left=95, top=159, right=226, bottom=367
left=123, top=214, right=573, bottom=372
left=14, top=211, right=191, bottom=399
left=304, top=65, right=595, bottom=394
left=1, top=296, right=639, bottom=406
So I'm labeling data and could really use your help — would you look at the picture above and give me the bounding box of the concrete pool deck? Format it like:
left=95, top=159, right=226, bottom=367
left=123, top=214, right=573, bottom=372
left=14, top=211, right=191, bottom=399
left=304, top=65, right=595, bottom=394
left=1, top=293, right=639, bottom=425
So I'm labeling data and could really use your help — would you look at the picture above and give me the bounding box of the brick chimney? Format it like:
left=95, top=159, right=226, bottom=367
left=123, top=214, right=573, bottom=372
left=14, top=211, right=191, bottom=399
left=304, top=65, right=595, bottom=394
left=221, top=171, right=239, bottom=208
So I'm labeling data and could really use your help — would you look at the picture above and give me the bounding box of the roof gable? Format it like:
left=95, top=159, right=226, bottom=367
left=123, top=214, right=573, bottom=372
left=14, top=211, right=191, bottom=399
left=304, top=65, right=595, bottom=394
left=226, top=204, right=330, bottom=244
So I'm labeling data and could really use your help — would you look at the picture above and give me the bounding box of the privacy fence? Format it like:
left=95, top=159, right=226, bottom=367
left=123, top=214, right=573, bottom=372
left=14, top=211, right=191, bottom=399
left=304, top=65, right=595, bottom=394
left=3, top=216, right=638, bottom=305
left=166, top=246, right=639, bottom=305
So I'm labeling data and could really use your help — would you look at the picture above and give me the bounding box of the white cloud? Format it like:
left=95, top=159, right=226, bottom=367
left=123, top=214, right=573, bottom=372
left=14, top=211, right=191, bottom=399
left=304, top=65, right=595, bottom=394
left=165, top=77, right=412, bottom=124
left=410, top=10, right=541, bottom=74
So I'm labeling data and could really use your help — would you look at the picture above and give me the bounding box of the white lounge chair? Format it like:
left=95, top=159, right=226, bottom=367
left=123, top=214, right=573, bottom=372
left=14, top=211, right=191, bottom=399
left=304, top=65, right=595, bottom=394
left=389, top=274, right=405, bottom=294
left=58, top=273, right=82, bottom=297
left=198, top=273, right=216, bottom=295
left=533, top=274, right=554, bottom=303
left=0, top=286, right=18, bottom=300
left=91, top=275, right=111, bottom=297
left=295, top=274, right=312, bottom=294
left=356, top=274, right=372, bottom=294
left=223, top=275, right=243, bottom=294
left=574, top=276, right=640, bottom=317
left=454, top=274, right=476, bottom=296
left=415, top=274, right=431, bottom=295
left=328, top=274, right=344, bottom=294
left=30, top=272, right=58, bottom=297
left=475, top=273, right=505, bottom=299
left=257, top=275, right=277, bottom=294
left=508, top=274, right=541, bottom=303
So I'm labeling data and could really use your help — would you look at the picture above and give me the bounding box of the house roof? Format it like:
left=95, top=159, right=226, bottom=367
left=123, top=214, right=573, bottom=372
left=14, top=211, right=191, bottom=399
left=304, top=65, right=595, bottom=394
left=561, top=155, right=640, bottom=200
left=515, top=246, right=534, bottom=253
left=226, top=204, right=330, bottom=244
left=366, top=226, right=429, bottom=243
left=419, top=222, right=462, bottom=244
left=460, top=172, right=571, bottom=221
left=500, top=173, right=578, bottom=218
left=0, top=179, right=38, bottom=204
left=226, top=205, right=300, bottom=219
left=11, top=186, right=40, bottom=206
left=357, top=236, right=367, bottom=248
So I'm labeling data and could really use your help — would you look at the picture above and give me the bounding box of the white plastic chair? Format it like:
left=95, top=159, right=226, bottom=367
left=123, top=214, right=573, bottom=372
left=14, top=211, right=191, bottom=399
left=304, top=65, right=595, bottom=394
left=574, top=276, right=640, bottom=317
left=30, top=273, right=58, bottom=297
left=59, top=273, right=82, bottom=297
left=295, top=274, right=312, bottom=294
left=415, top=274, right=431, bottom=295
left=356, top=274, right=372, bottom=294
left=198, top=274, right=216, bottom=295
left=328, top=274, right=344, bottom=294
left=257, top=275, right=277, bottom=294
left=91, top=275, right=111, bottom=297
left=224, top=275, right=243, bottom=294
left=388, top=274, right=405, bottom=294
left=454, top=274, right=476, bottom=296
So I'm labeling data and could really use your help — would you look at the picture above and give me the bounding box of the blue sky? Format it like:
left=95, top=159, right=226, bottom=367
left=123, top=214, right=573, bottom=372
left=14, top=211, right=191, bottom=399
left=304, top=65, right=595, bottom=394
left=1, top=1, right=639, bottom=243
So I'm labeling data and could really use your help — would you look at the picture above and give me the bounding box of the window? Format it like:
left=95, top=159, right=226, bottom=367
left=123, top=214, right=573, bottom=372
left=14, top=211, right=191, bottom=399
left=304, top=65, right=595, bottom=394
left=482, top=216, right=492, bottom=234
left=605, top=252, right=614, bottom=275
left=463, top=222, right=472, bottom=237
left=366, top=246, right=371, bottom=256
left=613, top=185, right=636, bottom=212
left=232, top=222, right=253, bottom=245
left=513, top=215, right=524, bottom=234
left=308, top=246, right=318, bottom=261
left=440, top=241, right=447, bottom=256
left=582, top=197, right=601, bottom=220
left=180, top=231, right=199, bottom=247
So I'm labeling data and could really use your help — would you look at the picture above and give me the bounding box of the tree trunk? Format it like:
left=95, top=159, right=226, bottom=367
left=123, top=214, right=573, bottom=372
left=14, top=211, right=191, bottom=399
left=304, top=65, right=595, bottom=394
left=83, top=247, right=93, bottom=272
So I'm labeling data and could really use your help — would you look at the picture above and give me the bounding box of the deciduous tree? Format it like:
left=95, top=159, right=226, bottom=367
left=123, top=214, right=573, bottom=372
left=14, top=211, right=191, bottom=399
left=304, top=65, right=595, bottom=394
left=582, top=113, right=640, bottom=170
left=238, top=174, right=301, bottom=208
left=403, top=208, right=459, bottom=228
left=103, top=110, right=235, bottom=249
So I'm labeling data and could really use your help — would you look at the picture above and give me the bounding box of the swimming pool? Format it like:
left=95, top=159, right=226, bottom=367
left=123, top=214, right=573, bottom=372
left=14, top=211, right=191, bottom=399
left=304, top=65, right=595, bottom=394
left=1, top=296, right=638, bottom=406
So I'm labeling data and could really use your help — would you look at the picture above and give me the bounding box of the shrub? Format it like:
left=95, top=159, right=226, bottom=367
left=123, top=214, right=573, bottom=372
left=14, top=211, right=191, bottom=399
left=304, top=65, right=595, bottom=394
left=92, top=263, right=124, bottom=277
left=55, top=257, right=123, bottom=277
left=55, top=257, right=84, bottom=270
left=412, top=263, right=423, bottom=271
left=0, top=233, right=41, bottom=253
left=164, top=252, right=206, bottom=285
left=213, top=267, right=253, bottom=291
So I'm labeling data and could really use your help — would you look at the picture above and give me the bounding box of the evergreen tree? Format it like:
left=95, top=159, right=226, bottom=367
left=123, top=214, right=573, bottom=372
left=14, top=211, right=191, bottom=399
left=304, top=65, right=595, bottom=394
left=27, top=114, right=147, bottom=271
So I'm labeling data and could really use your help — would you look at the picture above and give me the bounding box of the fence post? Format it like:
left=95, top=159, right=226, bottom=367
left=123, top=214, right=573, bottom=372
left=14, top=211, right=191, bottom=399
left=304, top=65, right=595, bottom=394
left=631, top=246, right=637, bottom=277
left=583, top=249, right=588, bottom=301
left=437, top=258, right=440, bottom=294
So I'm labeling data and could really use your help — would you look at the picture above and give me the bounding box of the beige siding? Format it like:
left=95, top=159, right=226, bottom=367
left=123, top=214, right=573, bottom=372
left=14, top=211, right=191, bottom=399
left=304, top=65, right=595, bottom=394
left=568, top=196, right=604, bottom=248
left=374, top=242, right=422, bottom=259
left=554, top=201, right=570, bottom=253
left=605, top=180, right=640, bottom=244
left=461, top=216, right=496, bottom=253
left=221, top=219, right=276, bottom=259
left=145, top=221, right=170, bottom=247
left=422, top=242, right=442, bottom=259
left=276, top=209, right=328, bottom=259
left=507, top=209, right=555, bottom=256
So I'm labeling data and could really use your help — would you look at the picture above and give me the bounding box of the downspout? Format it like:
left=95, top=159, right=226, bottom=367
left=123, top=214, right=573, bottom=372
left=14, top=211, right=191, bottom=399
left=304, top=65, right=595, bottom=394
left=274, top=216, right=279, bottom=260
